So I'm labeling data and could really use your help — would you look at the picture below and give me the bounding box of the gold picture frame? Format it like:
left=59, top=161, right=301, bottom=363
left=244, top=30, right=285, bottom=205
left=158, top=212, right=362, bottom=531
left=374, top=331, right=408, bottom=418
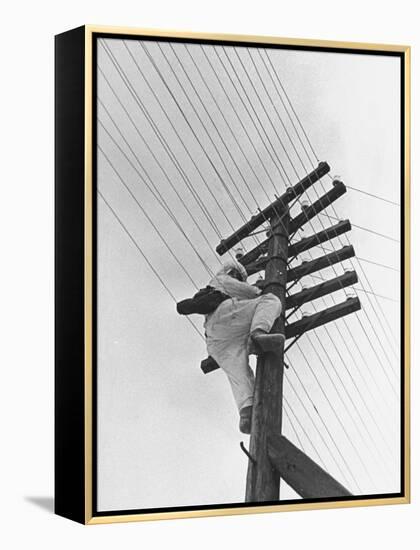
left=55, top=25, right=410, bottom=524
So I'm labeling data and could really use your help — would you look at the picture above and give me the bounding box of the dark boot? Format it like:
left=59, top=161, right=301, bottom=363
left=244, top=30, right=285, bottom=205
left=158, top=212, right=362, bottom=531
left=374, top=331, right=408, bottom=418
left=250, top=329, right=285, bottom=357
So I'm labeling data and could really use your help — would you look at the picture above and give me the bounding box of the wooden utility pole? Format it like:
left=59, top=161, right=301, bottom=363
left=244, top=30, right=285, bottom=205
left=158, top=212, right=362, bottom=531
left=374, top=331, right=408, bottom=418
left=245, top=208, right=289, bottom=502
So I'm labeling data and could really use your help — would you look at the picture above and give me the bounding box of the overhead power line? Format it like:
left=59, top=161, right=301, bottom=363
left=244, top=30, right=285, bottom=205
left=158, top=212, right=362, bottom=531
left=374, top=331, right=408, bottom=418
left=308, top=273, right=398, bottom=303
left=314, top=246, right=400, bottom=273
left=98, top=190, right=205, bottom=343
left=98, top=111, right=217, bottom=277
left=101, top=39, right=239, bottom=243
left=346, top=185, right=400, bottom=207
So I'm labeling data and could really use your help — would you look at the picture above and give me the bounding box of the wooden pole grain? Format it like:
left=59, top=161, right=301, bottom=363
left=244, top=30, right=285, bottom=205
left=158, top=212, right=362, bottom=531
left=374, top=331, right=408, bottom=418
left=245, top=208, right=289, bottom=502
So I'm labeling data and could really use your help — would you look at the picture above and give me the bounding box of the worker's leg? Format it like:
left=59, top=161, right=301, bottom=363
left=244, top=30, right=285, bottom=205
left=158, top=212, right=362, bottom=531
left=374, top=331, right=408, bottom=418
left=209, top=340, right=254, bottom=411
left=249, top=293, right=282, bottom=333
left=247, top=293, right=284, bottom=355
left=220, top=293, right=283, bottom=357
left=205, top=295, right=281, bottom=411
left=205, top=294, right=281, bottom=340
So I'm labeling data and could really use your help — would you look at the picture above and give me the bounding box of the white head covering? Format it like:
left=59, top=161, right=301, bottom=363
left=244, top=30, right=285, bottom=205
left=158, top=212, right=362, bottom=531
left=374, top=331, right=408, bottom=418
left=217, top=259, right=248, bottom=281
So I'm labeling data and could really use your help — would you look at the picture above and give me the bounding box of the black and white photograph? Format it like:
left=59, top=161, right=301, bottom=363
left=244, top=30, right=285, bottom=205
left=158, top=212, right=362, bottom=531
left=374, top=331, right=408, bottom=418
left=4, top=0, right=420, bottom=546
left=93, top=32, right=407, bottom=515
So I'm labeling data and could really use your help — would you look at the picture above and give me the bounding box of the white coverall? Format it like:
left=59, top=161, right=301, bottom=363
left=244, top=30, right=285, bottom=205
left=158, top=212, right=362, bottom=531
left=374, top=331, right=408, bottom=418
left=204, top=263, right=282, bottom=412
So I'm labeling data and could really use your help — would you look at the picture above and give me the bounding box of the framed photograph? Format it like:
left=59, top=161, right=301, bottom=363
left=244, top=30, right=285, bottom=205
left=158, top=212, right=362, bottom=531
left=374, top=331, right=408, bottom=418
left=55, top=25, right=410, bottom=524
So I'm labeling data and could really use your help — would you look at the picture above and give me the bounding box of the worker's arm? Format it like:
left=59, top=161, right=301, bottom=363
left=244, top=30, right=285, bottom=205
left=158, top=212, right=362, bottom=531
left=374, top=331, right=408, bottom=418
left=218, top=276, right=262, bottom=300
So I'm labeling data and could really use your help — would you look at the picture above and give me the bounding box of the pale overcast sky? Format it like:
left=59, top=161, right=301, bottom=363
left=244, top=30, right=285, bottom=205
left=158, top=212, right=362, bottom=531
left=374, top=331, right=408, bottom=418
left=96, top=37, right=401, bottom=511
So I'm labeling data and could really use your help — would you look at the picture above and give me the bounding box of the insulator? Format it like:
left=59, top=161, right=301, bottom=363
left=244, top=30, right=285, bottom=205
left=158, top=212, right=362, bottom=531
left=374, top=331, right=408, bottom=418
left=235, top=247, right=244, bottom=259
left=301, top=199, right=310, bottom=210
left=300, top=254, right=310, bottom=264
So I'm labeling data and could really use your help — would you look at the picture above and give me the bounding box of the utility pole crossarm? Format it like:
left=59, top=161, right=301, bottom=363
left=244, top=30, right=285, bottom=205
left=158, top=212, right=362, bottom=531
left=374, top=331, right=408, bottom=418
left=243, top=256, right=270, bottom=277
left=285, top=271, right=358, bottom=310
left=239, top=241, right=269, bottom=267
left=288, top=219, right=352, bottom=257
left=245, top=245, right=355, bottom=279
left=285, top=297, right=361, bottom=339
left=239, top=211, right=349, bottom=272
left=287, top=246, right=355, bottom=281
left=216, top=162, right=330, bottom=255
left=288, top=181, right=346, bottom=234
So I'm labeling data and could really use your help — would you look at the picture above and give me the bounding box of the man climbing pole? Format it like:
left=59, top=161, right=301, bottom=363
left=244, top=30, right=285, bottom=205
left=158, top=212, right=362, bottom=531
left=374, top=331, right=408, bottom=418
left=177, top=258, right=285, bottom=434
